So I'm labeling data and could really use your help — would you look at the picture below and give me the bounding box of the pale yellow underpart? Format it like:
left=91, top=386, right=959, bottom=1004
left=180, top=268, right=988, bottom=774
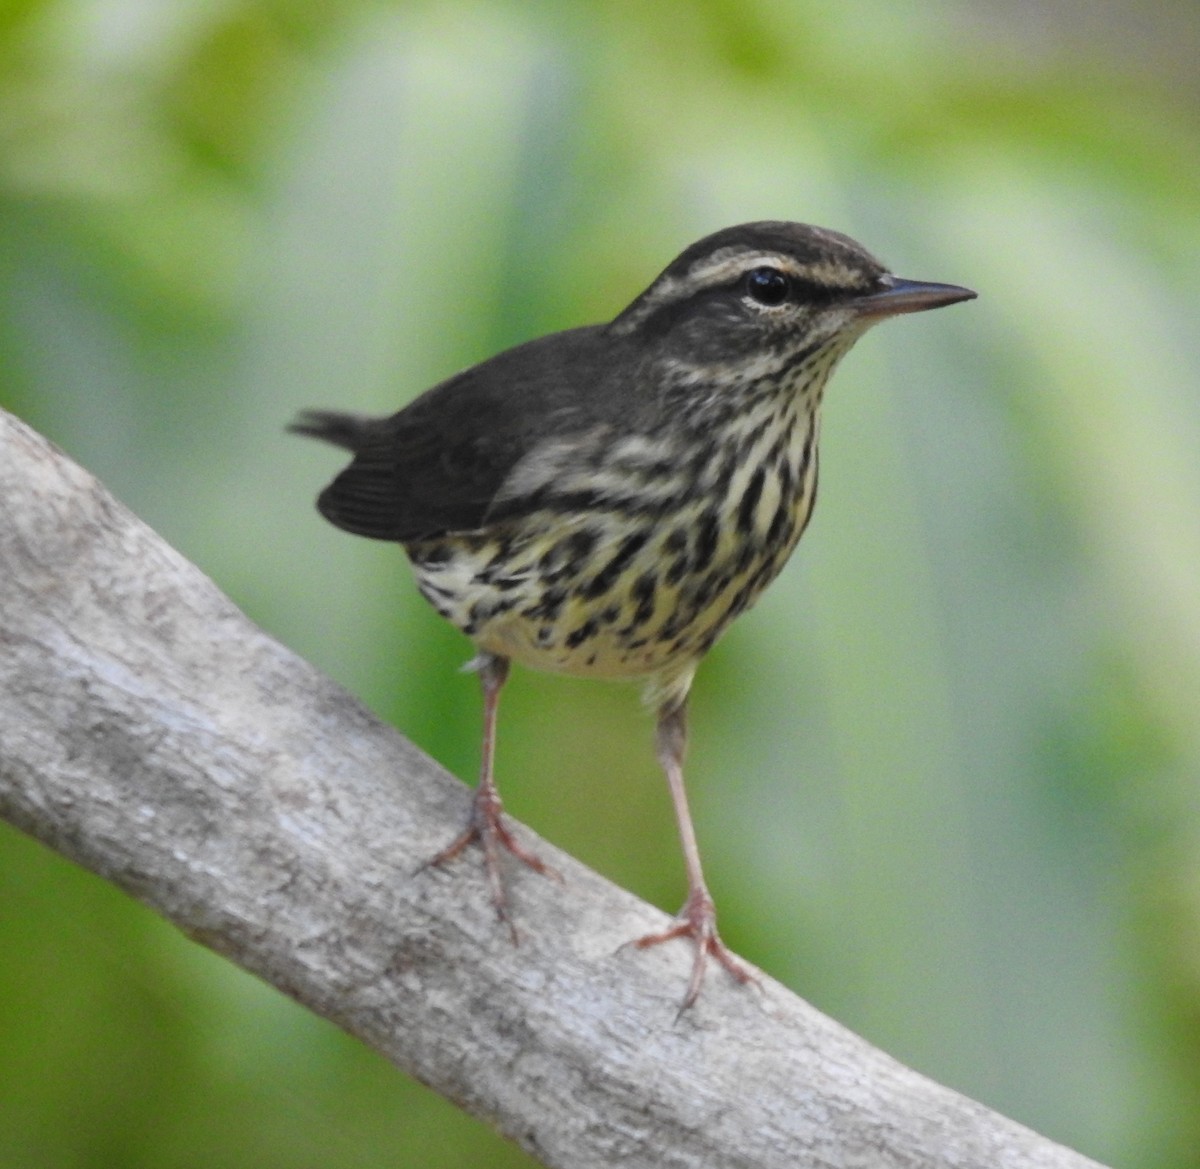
left=412, top=393, right=821, bottom=712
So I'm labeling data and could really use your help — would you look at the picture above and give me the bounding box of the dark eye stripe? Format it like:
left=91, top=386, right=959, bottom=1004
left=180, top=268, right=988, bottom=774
left=735, top=267, right=854, bottom=307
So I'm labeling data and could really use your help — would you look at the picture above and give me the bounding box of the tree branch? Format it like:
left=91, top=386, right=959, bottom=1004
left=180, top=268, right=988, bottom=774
left=0, top=407, right=1104, bottom=1169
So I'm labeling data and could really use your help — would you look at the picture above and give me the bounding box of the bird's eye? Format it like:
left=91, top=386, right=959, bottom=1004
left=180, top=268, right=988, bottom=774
left=743, top=267, right=791, bottom=307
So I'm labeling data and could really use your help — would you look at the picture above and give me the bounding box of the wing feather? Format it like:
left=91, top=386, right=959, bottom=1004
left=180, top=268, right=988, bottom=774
left=293, top=324, right=642, bottom=543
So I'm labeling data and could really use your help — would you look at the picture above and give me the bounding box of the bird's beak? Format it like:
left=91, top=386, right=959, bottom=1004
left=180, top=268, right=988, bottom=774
left=854, top=275, right=977, bottom=318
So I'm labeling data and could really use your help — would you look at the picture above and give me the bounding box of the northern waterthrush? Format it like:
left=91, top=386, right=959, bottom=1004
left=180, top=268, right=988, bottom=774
left=291, top=220, right=975, bottom=1010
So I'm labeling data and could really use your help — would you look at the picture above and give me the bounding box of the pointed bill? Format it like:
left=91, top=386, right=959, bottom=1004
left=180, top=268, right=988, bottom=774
left=854, top=275, right=977, bottom=318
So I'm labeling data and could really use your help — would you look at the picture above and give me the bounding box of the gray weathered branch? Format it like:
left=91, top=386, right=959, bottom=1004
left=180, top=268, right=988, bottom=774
left=0, top=407, right=1105, bottom=1169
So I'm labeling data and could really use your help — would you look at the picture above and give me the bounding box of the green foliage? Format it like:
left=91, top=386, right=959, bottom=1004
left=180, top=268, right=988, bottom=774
left=2, top=2, right=1198, bottom=1166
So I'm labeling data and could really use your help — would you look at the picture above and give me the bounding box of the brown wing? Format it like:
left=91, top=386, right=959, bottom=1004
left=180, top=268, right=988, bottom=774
left=290, top=324, right=643, bottom=543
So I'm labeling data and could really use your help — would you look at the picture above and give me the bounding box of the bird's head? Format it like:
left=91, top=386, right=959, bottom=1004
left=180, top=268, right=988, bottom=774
left=609, top=221, right=975, bottom=392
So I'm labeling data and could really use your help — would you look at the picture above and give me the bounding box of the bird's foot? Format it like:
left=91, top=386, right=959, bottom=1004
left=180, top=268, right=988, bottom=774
left=419, top=782, right=560, bottom=942
left=629, top=886, right=760, bottom=1015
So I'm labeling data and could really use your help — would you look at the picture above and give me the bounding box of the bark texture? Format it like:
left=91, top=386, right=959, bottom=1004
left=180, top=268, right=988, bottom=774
left=0, top=407, right=1106, bottom=1169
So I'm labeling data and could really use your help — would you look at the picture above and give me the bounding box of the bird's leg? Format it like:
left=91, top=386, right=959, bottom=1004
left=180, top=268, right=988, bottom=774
left=631, top=698, right=759, bottom=1012
left=421, top=653, right=558, bottom=939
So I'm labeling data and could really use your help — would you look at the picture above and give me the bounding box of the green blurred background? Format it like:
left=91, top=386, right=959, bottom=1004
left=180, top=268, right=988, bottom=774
left=2, top=1, right=1199, bottom=1166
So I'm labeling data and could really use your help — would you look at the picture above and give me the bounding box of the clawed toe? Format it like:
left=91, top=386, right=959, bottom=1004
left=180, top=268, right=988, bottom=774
left=419, top=784, right=558, bottom=941
left=628, top=888, right=760, bottom=1014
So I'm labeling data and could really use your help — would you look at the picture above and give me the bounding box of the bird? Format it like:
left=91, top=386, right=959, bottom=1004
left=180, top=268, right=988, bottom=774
left=290, top=220, right=975, bottom=1011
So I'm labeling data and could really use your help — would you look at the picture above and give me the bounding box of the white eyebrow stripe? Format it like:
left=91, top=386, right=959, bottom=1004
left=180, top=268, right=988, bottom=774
left=684, top=251, right=802, bottom=286
left=611, top=244, right=877, bottom=334
left=649, top=251, right=868, bottom=309
left=669, top=251, right=808, bottom=300
left=620, top=253, right=792, bottom=325
left=686, top=252, right=870, bottom=292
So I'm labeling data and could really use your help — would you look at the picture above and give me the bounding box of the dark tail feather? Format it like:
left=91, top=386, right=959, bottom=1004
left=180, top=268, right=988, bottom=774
left=287, top=409, right=377, bottom=452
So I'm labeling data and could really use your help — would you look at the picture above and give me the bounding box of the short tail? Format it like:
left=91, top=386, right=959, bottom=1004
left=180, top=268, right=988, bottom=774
left=287, top=409, right=377, bottom=452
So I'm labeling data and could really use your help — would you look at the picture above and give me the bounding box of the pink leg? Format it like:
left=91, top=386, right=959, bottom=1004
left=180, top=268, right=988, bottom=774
left=421, top=654, right=557, bottom=940
left=631, top=700, right=758, bottom=1012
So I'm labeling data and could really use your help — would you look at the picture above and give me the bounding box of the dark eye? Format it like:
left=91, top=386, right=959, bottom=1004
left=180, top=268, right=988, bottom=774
left=744, top=267, right=791, bottom=306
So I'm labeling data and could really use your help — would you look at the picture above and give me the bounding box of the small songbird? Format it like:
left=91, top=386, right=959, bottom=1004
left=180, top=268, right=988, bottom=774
left=291, top=220, right=975, bottom=1010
